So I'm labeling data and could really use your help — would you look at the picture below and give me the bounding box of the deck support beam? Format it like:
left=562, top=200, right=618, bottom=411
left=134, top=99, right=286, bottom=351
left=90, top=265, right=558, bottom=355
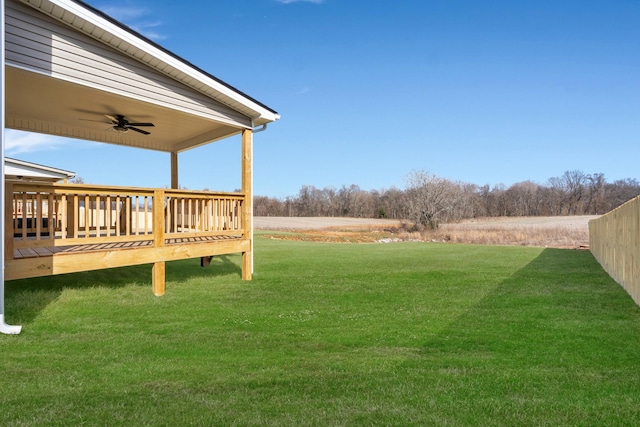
left=241, top=129, right=253, bottom=280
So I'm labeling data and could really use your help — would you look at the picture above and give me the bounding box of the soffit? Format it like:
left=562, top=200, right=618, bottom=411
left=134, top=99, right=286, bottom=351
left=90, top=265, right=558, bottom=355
left=6, top=66, right=241, bottom=152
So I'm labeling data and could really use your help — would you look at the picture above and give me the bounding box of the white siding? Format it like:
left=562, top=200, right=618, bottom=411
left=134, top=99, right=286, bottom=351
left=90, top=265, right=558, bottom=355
left=5, top=1, right=252, bottom=128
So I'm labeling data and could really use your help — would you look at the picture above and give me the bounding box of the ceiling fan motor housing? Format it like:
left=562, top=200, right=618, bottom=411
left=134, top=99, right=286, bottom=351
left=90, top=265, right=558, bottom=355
left=106, top=114, right=154, bottom=135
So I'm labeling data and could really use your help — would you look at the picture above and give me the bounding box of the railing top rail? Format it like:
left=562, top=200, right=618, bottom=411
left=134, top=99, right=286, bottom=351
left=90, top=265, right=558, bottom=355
left=7, top=181, right=245, bottom=199
left=164, top=190, right=245, bottom=199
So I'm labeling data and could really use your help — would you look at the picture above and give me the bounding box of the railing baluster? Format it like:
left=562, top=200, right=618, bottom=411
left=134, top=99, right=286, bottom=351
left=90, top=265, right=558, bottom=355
left=197, top=199, right=202, bottom=232
left=134, top=196, right=140, bottom=235
left=96, top=195, right=101, bottom=237
left=21, top=193, right=27, bottom=240
left=126, top=196, right=131, bottom=236
left=143, top=196, right=149, bottom=235
left=60, top=194, right=67, bottom=239
left=173, top=198, right=178, bottom=232
left=35, top=193, right=42, bottom=240
left=164, top=197, right=170, bottom=233
left=174, top=198, right=178, bottom=232
left=106, top=195, right=112, bottom=237
left=232, top=200, right=237, bottom=230
left=224, top=199, right=229, bottom=230
left=115, top=196, right=121, bottom=236
left=84, top=195, right=90, bottom=237
left=12, top=194, right=17, bottom=239
left=180, top=198, right=185, bottom=232
left=70, top=194, right=77, bottom=238
left=48, top=193, right=54, bottom=239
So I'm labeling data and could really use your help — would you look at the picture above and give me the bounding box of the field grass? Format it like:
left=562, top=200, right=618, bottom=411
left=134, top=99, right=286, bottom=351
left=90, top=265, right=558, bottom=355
left=2, top=237, right=640, bottom=426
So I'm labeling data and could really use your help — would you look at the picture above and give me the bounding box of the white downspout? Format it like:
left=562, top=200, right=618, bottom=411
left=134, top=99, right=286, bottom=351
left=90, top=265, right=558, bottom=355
left=252, top=124, right=268, bottom=134
left=0, top=0, right=22, bottom=334
left=250, top=123, right=267, bottom=274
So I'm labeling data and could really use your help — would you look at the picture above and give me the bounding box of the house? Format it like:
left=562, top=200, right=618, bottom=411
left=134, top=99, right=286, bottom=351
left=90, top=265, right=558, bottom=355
left=1, top=0, right=279, bottom=306
left=5, top=157, right=76, bottom=182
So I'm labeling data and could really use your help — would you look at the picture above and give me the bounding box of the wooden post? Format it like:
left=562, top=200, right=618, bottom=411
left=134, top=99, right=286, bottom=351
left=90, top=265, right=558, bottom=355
left=171, top=152, right=178, bottom=190
left=241, top=129, right=253, bottom=280
left=152, top=262, right=165, bottom=296
left=152, top=189, right=166, bottom=296
left=66, top=196, right=76, bottom=238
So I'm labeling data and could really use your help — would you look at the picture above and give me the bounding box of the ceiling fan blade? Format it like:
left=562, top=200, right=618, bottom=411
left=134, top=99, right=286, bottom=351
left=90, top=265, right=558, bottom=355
left=104, top=114, right=119, bottom=122
left=129, top=127, right=151, bottom=135
left=127, top=122, right=155, bottom=127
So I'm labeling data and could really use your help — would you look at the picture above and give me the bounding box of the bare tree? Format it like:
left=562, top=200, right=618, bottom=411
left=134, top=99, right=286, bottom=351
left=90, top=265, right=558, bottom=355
left=562, top=170, right=588, bottom=214
left=404, top=171, right=461, bottom=229
left=252, top=170, right=640, bottom=220
left=585, top=173, right=606, bottom=214
left=605, top=178, right=640, bottom=211
left=503, top=181, right=542, bottom=216
left=479, top=183, right=508, bottom=217
left=460, top=183, right=482, bottom=219
left=70, top=176, right=85, bottom=184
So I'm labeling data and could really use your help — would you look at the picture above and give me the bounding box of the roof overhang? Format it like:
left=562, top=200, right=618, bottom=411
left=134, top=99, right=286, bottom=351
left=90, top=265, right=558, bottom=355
left=5, top=156, right=75, bottom=181
left=5, top=0, right=279, bottom=153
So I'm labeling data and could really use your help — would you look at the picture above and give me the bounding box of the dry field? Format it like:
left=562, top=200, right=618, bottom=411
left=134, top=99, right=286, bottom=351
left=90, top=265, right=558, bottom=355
left=255, top=215, right=599, bottom=248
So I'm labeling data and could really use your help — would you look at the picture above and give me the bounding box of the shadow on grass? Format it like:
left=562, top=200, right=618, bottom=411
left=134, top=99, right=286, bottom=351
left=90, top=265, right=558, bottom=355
left=416, top=248, right=640, bottom=422
left=420, top=248, right=637, bottom=364
left=4, top=254, right=242, bottom=325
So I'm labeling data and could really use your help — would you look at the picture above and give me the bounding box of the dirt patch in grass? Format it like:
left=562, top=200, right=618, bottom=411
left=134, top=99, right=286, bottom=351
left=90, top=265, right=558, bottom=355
left=255, top=216, right=598, bottom=248
left=254, top=217, right=403, bottom=230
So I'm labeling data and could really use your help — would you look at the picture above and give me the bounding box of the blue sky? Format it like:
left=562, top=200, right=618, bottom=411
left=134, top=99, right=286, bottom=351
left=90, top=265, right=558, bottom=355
left=6, top=0, right=640, bottom=197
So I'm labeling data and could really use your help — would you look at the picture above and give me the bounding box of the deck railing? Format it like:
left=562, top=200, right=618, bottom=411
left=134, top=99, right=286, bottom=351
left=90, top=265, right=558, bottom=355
left=6, top=181, right=245, bottom=256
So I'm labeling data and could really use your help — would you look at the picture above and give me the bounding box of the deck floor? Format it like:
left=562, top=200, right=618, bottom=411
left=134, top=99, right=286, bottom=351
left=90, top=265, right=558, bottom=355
left=13, top=235, right=241, bottom=259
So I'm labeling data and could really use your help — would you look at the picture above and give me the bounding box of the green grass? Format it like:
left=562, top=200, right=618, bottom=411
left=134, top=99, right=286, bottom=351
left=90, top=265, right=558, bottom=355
left=2, top=238, right=640, bottom=426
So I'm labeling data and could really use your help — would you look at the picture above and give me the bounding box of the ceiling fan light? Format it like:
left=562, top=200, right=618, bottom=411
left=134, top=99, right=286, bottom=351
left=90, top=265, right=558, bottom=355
left=113, top=126, right=128, bottom=133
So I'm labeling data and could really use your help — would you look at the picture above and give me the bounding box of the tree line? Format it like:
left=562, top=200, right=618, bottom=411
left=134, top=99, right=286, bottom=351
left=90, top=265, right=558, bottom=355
left=254, top=170, right=640, bottom=229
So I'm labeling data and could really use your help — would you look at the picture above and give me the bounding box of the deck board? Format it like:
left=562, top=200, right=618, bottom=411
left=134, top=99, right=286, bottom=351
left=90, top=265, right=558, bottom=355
left=33, top=247, right=55, bottom=256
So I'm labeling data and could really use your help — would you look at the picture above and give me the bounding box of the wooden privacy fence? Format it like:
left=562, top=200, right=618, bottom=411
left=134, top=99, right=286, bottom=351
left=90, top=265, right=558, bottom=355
left=589, top=195, right=640, bottom=305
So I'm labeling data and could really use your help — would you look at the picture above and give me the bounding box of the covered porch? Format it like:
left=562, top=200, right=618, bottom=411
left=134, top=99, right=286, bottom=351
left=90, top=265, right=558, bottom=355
left=2, top=0, right=279, bottom=298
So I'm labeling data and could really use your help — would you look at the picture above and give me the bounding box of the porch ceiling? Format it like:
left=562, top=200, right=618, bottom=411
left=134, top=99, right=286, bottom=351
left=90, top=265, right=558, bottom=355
left=6, top=66, right=242, bottom=153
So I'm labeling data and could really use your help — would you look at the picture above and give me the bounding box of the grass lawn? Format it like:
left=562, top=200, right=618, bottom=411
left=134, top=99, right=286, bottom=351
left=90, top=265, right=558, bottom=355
left=2, top=237, right=640, bottom=426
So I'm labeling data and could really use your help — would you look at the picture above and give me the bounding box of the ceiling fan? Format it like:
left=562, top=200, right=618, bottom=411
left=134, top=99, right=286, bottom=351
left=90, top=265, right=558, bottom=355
left=106, top=114, right=154, bottom=135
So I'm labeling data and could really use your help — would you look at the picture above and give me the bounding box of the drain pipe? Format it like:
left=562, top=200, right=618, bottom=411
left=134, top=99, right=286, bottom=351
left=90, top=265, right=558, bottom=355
left=248, top=123, right=266, bottom=274
left=253, top=124, right=268, bottom=133
left=0, top=0, right=22, bottom=334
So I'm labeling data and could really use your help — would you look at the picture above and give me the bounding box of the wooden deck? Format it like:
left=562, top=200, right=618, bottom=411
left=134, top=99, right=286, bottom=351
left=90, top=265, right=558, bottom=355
left=5, top=181, right=252, bottom=294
